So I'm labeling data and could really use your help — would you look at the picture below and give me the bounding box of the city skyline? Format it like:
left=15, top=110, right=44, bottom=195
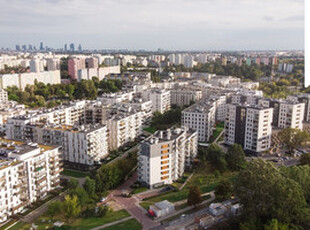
left=0, top=0, right=304, bottom=51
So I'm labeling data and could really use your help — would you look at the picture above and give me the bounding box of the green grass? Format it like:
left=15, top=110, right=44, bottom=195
left=140, top=201, right=153, bottom=211
left=61, top=169, right=89, bottom=178
left=143, top=126, right=156, bottom=134
left=131, top=187, right=148, bottom=194
left=5, top=221, right=31, bottom=230
left=101, top=218, right=142, bottom=230
left=70, top=210, right=131, bottom=230
left=208, top=122, right=224, bottom=143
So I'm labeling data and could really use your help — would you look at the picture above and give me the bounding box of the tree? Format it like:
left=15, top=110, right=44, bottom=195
left=68, top=178, right=79, bottom=190
left=83, top=177, right=96, bottom=198
left=47, top=201, right=62, bottom=220
left=70, top=187, right=89, bottom=205
left=264, top=219, right=290, bottom=230
left=278, top=128, right=310, bottom=154
left=226, top=144, right=246, bottom=171
left=206, top=143, right=227, bottom=171
left=235, top=159, right=310, bottom=229
left=187, top=186, right=203, bottom=207
left=62, top=195, right=81, bottom=223
left=300, top=153, right=310, bottom=166
left=215, top=179, right=233, bottom=200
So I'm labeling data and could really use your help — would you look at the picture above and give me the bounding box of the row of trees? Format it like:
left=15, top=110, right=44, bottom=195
left=6, top=78, right=123, bottom=108
left=199, top=143, right=247, bottom=172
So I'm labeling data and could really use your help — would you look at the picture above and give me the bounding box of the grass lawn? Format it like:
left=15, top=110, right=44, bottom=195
left=8, top=210, right=131, bottom=230
left=5, top=221, right=31, bottom=230
left=143, top=126, right=156, bottom=134
left=140, top=201, right=153, bottom=211
left=131, top=187, right=148, bottom=194
left=70, top=210, right=130, bottom=230
left=61, top=169, right=89, bottom=178
left=101, top=218, right=142, bottom=230
left=208, top=122, right=224, bottom=143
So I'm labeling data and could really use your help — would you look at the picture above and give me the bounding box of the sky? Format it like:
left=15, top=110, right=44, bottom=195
left=0, top=0, right=305, bottom=51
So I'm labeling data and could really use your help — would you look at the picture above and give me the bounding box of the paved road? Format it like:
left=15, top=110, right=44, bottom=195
left=107, top=174, right=159, bottom=230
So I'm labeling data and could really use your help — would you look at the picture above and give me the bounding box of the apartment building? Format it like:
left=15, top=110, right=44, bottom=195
left=68, top=58, right=86, bottom=80
left=182, top=101, right=216, bottom=142
left=224, top=104, right=273, bottom=153
left=0, top=140, right=62, bottom=222
left=0, top=89, right=8, bottom=102
left=287, top=94, right=310, bottom=122
left=0, top=71, right=61, bottom=90
left=142, top=89, right=171, bottom=113
left=170, top=89, right=202, bottom=107
left=138, top=128, right=197, bottom=188
left=258, top=98, right=305, bottom=130
left=6, top=122, right=108, bottom=168
left=107, top=110, right=143, bottom=151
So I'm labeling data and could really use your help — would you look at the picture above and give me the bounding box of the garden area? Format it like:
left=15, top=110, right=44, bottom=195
left=208, top=122, right=224, bottom=143
left=61, top=169, right=89, bottom=178
left=7, top=209, right=130, bottom=230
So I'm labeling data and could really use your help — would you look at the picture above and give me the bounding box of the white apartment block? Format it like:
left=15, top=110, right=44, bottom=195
left=258, top=99, right=305, bottom=130
left=138, top=128, right=198, bottom=188
left=0, top=140, right=62, bottom=222
left=287, top=94, right=310, bottom=122
left=0, top=70, right=61, bottom=90
left=170, top=89, right=202, bottom=107
left=6, top=123, right=108, bottom=167
left=182, top=101, right=216, bottom=142
left=142, top=89, right=171, bottom=113
left=107, top=111, right=143, bottom=151
left=0, top=89, right=8, bottom=102
left=224, top=104, right=273, bottom=153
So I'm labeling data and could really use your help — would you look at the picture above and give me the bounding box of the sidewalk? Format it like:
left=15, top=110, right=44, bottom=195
left=90, top=216, right=133, bottom=230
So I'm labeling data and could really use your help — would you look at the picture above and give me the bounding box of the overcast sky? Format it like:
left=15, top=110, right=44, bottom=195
left=0, top=0, right=304, bottom=50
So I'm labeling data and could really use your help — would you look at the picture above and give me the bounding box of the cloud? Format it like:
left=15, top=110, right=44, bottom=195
left=0, top=0, right=304, bottom=50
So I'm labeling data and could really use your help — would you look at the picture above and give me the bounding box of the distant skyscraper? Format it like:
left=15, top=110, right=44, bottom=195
left=70, top=43, right=75, bottom=52
left=78, top=44, right=82, bottom=52
left=64, top=44, right=67, bottom=51
left=40, top=42, right=44, bottom=51
left=22, top=45, right=27, bottom=51
left=28, top=45, right=33, bottom=50
left=15, top=45, right=21, bottom=51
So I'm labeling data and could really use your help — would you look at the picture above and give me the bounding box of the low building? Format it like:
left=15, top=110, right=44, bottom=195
left=149, top=200, right=175, bottom=217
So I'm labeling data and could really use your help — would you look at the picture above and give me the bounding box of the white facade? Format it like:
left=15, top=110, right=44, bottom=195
left=224, top=104, right=273, bottom=153
left=170, top=89, right=202, bottom=107
left=138, top=128, right=197, bottom=188
left=0, top=71, right=61, bottom=89
left=0, top=140, right=62, bottom=222
left=182, top=101, right=216, bottom=142
left=142, top=89, right=171, bottom=113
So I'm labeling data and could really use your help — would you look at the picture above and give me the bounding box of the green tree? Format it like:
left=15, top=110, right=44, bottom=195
left=300, top=153, right=310, bottom=166
left=83, top=177, right=96, bottom=198
left=278, top=128, right=310, bottom=154
left=206, top=143, right=227, bottom=171
left=47, top=201, right=62, bottom=220
left=68, top=178, right=79, bottom=190
left=235, top=159, right=310, bottom=228
left=70, top=187, right=89, bottom=205
left=226, top=144, right=246, bottom=171
left=62, top=195, right=81, bottom=223
left=264, top=219, right=290, bottom=230
left=187, top=186, right=203, bottom=207
left=215, top=179, right=233, bottom=200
